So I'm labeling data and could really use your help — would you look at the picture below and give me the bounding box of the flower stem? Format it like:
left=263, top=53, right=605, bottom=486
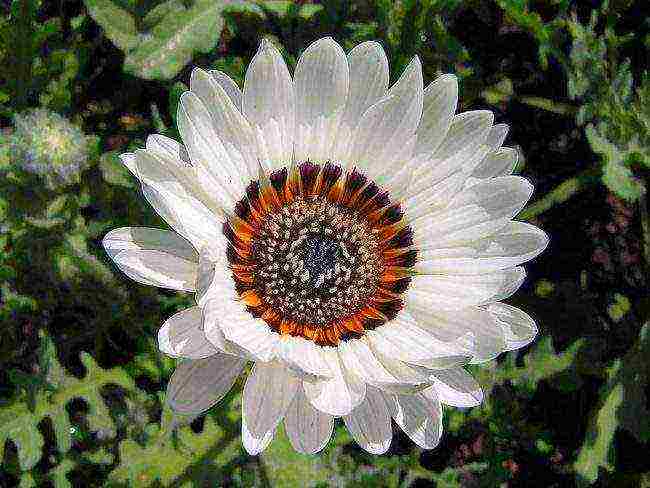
left=640, top=187, right=650, bottom=274
left=521, top=167, right=601, bottom=221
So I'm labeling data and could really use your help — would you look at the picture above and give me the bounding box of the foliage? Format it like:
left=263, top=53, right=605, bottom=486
left=566, top=6, right=649, bottom=201
left=1, top=0, right=649, bottom=486
left=83, top=0, right=252, bottom=80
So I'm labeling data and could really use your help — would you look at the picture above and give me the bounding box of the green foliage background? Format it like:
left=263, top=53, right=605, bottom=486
left=0, top=0, right=648, bottom=486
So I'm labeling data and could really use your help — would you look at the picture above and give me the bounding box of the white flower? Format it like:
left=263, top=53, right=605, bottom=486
left=104, top=37, right=548, bottom=455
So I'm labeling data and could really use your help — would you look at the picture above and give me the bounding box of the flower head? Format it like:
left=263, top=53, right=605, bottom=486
left=104, top=37, right=548, bottom=455
left=10, top=108, right=90, bottom=188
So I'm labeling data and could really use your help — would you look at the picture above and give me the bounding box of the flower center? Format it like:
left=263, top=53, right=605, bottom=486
left=224, top=162, right=416, bottom=346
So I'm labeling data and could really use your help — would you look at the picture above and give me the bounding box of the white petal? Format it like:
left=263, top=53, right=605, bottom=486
left=365, top=347, right=433, bottom=395
left=415, top=221, right=548, bottom=275
left=343, top=386, right=392, bottom=454
left=242, top=412, right=274, bottom=455
left=196, top=253, right=280, bottom=361
left=342, top=41, right=389, bottom=129
left=277, top=336, right=333, bottom=378
left=294, top=37, right=349, bottom=163
left=141, top=136, right=224, bottom=217
left=208, top=69, right=242, bottom=111
left=242, top=39, right=294, bottom=171
left=367, top=310, right=471, bottom=363
left=469, top=147, right=519, bottom=182
left=486, top=303, right=538, bottom=351
left=485, top=124, right=509, bottom=150
left=303, top=347, right=365, bottom=416
left=216, top=299, right=280, bottom=362
left=190, top=68, right=258, bottom=180
left=103, top=227, right=198, bottom=291
left=202, top=296, right=255, bottom=359
left=133, top=150, right=223, bottom=249
left=347, top=56, right=423, bottom=179
left=158, top=307, right=217, bottom=359
left=407, top=307, right=505, bottom=364
left=430, top=110, right=494, bottom=162
left=284, top=384, right=334, bottom=454
left=177, top=91, right=246, bottom=208
left=166, top=354, right=246, bottom=414
left=119, top=152, right=137, bottom=175
left=384, top=389, right=443, bottom=449
left=406, top=111, right=494, bottom=214
left=411, top=176, right=534, bottom=249
left=337, top=337, right=394, bottom=383
left=415, top=74, right=458, bottom=157
left=428, top=368, right=483, bottom=407
left=243, top=362, right=300, bottom=443
left=407, top=267, right=526, bottom=310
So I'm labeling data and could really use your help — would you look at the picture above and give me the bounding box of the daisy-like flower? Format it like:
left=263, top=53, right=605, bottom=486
left=104, top=38, right=548, bottom=455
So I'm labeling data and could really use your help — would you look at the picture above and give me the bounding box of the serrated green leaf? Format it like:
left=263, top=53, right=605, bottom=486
left=0, top=333, right=146, bottom=472
left=83, top=0, right=139, bottom=51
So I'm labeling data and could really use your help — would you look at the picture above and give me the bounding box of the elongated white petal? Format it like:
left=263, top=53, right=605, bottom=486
left=337, top=337, right=395, bottom=383
left=208, top=70, right=242, bottom=111
left=415, top=221, right=548, bottom=275
left=243, top=39, right=294, bottom=171
left=384, top=389, right=443, bottom=449
left=243, top=362, right=300, bottom=444
left=348, top=56, right=423, bottom=178
left=415, top=74, right=458, bottom=157
left=406, top=111, right=494, bottom=213
left=242, top=411, right=274, bottom=455
left=342, top=41, right=389, bottom=129
left=190, top=68, right=258, bottom=180
left=303, top=347, right=365, bottom=416
left=284, top=384, right=334, bottom=454
left=177, top=92, right=246, bottom=208
left=166, top=354, right=246, bottom=414
left=119, top=152, right=137, bottom=175
left=158, top=307, right=217, bottom=359
left=412, top=176, right=534, bottom=250
left=278, top=336, right=333, bottom=378
left=343, top=386, right=392, bottom=454
left=408, top=267, right=526, bottom=311
left=428, top=369, right=483, bottom=407
left=202, top=296, right=255, bottom=359
left=485, top=124, right=509, bottom=150
left=141, top=136, right=224, bottom=218
left=133, top=150, right=223, bottom=249
left=486, top=303, right=538, bottom=351
left=367, top=310, right=471, bottom=363
left=216, top=301, right=280, bottom=362
left=407, top=307, right=505, bottom=363
left=469, top=146, right=518, bottom=183
left=294, top=37, right=348, bottom=163
left=103, top=227, right=198, bottom=291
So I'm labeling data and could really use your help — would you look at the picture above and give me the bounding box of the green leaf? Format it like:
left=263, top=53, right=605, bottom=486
left=575, top=323, right=650, bottom=484
left=124, top=0, right=245, bottom=80
left=0, top=333, right=146, bottom=471
left=83, top=0, right=139, bottom=51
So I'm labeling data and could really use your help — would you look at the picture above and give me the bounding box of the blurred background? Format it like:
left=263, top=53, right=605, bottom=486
left=0, top=0, right=648, bottom=486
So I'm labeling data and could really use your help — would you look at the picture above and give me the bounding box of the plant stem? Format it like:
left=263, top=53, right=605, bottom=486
left=517, top=96, right=578, bottom=116
left=640, top=188, right=650, bottom=274
left=521, top=167, right=601, bottom=221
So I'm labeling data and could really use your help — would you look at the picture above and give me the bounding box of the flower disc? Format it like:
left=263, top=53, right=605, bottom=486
left=226, top=161, right=416, bottom=345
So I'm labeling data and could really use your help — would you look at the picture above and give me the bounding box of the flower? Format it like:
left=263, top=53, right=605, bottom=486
left=10, top=108, right=90, bottom=188
left=104, top=37, right=548, bottom=455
